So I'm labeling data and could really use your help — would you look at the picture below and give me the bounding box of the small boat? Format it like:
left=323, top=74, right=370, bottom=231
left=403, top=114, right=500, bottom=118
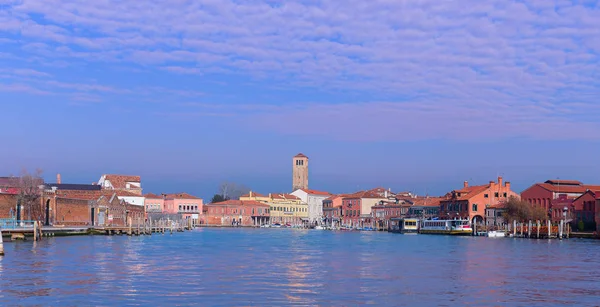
left=271, top=223, right=282, bottom=228
left=314, top=225, right=325, bottom=230
left=487, top=230, right=506, bottom=238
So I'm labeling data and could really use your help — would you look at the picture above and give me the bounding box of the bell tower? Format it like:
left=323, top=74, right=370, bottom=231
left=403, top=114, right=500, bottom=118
left=292, top=153, right=309, bottom=191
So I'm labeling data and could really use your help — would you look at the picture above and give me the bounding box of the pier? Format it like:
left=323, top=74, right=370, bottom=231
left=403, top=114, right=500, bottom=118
left=0, top=217, right=196, bottom=241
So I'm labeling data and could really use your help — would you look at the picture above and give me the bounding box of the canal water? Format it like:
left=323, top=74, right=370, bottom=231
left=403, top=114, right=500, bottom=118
left=1, top=229, right=599, bottom=306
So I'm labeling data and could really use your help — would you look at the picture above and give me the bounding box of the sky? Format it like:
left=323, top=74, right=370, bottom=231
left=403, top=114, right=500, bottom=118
left=1, top=0, right=600, bottom=200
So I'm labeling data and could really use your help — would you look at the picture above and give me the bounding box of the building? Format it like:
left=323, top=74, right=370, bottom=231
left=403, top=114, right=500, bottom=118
left=596, top=196, right=600, bottom=234
left=97, top=174, right=143, bottom=196
left=521, top=179, right=600, bottom=230
left=144, top=193, right=164, bottom=215
left=323, top=195, right=344, bottom=228
left=204, top=200, right=270, bottom=226
left=408, top=197, right=443, bottom=218
left=290, top=188, right=332, bottom=225
left=341, top=189, right=389, bottom=228
left=439, top=177, right=519, bottom=224
left=292, top=153, right=309, bottom=191
left=371, top=200, right=407, bottom=230
left=93, top=193, right=145, bottom=227
left=240, top=192, right=309, bottom=225
left=162, top=193, right=204, bottom=225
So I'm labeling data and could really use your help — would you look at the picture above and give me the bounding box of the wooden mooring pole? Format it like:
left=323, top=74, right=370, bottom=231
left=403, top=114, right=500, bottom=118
left=33, top=221, right=38, bottom=242
left=536, top=220, right=540, bottom=239
left=0, top=228, right=4, bottom=256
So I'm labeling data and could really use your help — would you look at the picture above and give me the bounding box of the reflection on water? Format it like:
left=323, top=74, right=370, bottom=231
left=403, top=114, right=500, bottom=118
left=1, top=229, right=600, bottom=306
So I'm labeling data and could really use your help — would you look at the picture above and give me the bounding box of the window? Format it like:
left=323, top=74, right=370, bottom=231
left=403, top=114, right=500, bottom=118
left=484, top=194, right=488, bottom=198
left=494, top=192, right=499, bottom=198
left=472, top=204, right=478, bottom=212
left=503, top=192, right=507, bottom=197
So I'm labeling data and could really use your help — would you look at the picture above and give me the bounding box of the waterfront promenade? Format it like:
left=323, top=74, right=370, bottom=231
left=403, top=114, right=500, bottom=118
left=1, top=228, right=600, bottom=306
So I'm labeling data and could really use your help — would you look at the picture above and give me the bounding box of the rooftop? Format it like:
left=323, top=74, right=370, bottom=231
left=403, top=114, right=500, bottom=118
left=45, top=183, right=101, bottom=191
left=163, top=192, right=201, bottom=200
left=207, top=200, right=269, bottom=207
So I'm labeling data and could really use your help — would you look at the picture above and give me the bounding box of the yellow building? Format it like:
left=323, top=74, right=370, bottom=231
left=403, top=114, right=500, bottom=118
left=240, top=191, right=309, bottom=225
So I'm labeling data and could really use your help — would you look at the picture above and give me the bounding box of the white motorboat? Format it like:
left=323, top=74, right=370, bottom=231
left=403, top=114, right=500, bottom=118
left=487, top=230, right=506, bottom=238
left=314, top=225, right=325, bottom=230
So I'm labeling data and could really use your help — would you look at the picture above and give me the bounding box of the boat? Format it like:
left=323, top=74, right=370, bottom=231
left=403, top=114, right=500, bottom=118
left=271, top=223, right=282, bottom=228
left=487, top=230, right=506, bottom=238
left=314, top=225, right=325, bottom=230
left=419, top=219, right=472, bottom=235
left=389, top=218, right=420, bottom=234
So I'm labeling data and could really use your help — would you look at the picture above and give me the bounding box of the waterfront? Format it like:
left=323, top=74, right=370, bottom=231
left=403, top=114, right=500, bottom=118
left=1, top=229, right=600, bottom=306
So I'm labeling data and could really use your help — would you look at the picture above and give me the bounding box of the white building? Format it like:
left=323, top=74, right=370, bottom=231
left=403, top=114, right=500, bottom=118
left=291, top=188, right=332, bottom=224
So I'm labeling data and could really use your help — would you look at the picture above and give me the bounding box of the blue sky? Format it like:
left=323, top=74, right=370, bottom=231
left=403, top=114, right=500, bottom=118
left=1, top=0, right=600, bottom=200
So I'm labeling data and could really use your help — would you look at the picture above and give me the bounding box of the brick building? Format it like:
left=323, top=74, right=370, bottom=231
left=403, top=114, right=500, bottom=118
left=204, top=200, right=270, bottom=226
left=94, top=193, right=145, bottom=227
left=521, top=179, right=600, bottom=230
left=292, top=153, right=309, bottom=191
left=341, top=189, right=389, bottom=228
left=439, top=177, right=519, bottom=224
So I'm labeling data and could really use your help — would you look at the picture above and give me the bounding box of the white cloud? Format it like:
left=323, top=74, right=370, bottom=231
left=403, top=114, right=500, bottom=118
left=1, top=0, right=599, bottom=140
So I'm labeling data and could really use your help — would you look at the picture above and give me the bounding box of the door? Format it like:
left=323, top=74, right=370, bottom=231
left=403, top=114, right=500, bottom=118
left=90, top=208, right=95, bottom=226
left=45, top=200, right=50, bottom=226
left=98, top=211, right=106, bottom=226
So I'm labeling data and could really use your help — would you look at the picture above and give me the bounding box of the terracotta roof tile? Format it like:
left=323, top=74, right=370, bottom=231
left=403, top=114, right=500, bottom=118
left=545, top=179, right=582, bottom=185
left=144, top=193, right=162, bottom=199
left=300, top=189, right=331, bottom=196
left=241, top=192, right=266, bottom=198
left=163, top=192, right=200, bottom=199
left=294, top=153, right=308, bottom=158
left=103, top=174, right=141, bottom=189
left=207, top=200, right=269, bottom=207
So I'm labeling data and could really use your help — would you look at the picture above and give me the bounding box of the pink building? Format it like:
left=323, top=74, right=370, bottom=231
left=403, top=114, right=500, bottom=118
left=162, top=193, right=203, bottom=223
left=144, top=193, right=165, bottom=216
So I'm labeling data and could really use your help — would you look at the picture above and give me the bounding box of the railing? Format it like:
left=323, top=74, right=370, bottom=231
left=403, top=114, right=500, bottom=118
left=178, top=210, right=199, bottom=214
left=0, top=218, right=37, bottom=229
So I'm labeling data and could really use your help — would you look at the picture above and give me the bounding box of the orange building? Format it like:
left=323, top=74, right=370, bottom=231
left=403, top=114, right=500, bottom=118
left=439, top=176, right=519, bottom=224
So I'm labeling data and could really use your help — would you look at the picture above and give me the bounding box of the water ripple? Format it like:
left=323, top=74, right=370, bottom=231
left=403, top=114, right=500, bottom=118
left=1, top=229, right=600, bottom=306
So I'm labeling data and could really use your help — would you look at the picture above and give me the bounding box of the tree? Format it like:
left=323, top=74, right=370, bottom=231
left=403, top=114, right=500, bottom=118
left=502, top=196, right=547, bottom=223
left=210, top=194, right=228, bottom=203
left=218, top=181, right=250, bottom=200
left=16, top=168, right=45, bottom=222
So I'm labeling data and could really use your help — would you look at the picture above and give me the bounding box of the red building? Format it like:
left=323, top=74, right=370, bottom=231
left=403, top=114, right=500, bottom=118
left=205, top=200, right=270, bottom=226
left=521, top=179, right=600, bottom=230
left=323, top=195, right=344, bottom=227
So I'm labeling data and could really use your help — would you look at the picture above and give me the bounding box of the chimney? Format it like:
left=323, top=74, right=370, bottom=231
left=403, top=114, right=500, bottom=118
left=498, top=176, right=503, bottom=186
left=506, top=181, right=511, bottom=190
left=57, top=173, right=62, bottom=184
left=464, top=181, right=468, bottom=188
left=249, top=191, right=253, bottom=198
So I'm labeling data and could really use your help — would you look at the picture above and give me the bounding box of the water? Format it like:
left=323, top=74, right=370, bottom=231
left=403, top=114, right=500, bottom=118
left=1, top=229, right=600, bottom=306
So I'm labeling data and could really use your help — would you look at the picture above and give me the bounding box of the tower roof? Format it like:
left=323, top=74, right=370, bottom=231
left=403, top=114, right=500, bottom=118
left=294, top=153, right=308, bottom=158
